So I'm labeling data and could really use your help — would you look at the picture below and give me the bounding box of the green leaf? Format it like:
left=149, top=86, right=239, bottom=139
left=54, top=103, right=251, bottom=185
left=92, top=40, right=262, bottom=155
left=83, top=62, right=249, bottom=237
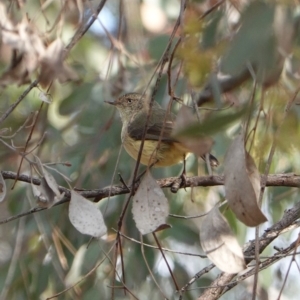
left=175, top=107, right=247, bottom=138
left=221, top=2, right=276, bottom=76
left=59, top=82, right=95, bottom=115
left=148, top=35, right=170, bottom=61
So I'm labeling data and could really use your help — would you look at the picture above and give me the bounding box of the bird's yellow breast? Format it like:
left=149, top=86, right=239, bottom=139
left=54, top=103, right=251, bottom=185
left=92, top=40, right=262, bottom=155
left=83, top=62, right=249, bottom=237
left=123, top=135, right=187, bottom=167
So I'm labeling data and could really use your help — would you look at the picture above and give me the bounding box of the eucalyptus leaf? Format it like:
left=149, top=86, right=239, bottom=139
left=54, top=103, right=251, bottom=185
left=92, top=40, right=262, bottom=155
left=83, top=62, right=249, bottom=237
left=224, top=132, right=267, bottom=226
left=69, top=190, right=107, bottom=238
left=59, top=82, right=95, bottom=115
left=132, top=171, right=170, bottom=235
left=174, top=108, right=246, bottom=138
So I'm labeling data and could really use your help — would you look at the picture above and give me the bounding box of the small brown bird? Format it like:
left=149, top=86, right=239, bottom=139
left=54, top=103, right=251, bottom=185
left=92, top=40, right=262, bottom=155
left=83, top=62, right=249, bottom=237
left=106, top=93, right=218, bottom=167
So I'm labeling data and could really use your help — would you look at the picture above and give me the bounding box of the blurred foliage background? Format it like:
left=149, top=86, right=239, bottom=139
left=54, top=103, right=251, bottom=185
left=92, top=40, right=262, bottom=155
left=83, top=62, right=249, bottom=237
left=0, top=0, right=300, bottom=299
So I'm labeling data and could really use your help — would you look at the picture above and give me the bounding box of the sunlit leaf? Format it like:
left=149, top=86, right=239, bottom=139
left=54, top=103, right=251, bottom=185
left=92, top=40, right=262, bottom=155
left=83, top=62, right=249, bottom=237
left=132, top=171, right=169, bottom=235
left=69, top=190, right=107, bottom=238
left=275, top=110, right=299, bottom=153
left=224, top=132, right=267, bottom=226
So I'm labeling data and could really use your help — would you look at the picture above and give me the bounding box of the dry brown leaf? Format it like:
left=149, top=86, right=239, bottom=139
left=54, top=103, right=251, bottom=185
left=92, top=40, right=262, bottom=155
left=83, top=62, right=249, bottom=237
left=34, top=159, right=64, bottom=207
left=0, top=3, right=15, bottom=39
left=43, top=167, right=64, bottom=201
left=0, top=6, right=46, bottom=85
left=34, top=177, right=55, bottom=207
left=39, top=38, right=78, bottom=87
left=0, top=52, right=30, bottom=86
left=18, top=21, right=45, bottom=71
left=224, top=132, right=267, bottom=226
left=200, top=207, right=246, bottom=274
left=69, top=190, right=107, bottom=238
left=0, top=5, right=77, bottom=87
left=132, top=171, right=169, bottom=235
left=173, top=105, right=213, bottom=156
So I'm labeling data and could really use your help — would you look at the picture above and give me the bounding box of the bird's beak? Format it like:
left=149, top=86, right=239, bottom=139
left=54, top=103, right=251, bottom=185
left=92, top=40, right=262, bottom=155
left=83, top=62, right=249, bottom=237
left=104, top=100, right=116, bottom=106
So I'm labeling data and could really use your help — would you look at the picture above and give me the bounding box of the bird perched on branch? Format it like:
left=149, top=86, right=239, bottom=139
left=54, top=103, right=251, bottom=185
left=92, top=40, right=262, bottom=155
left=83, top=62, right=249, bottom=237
left=105, top=93, right=218, bottom=168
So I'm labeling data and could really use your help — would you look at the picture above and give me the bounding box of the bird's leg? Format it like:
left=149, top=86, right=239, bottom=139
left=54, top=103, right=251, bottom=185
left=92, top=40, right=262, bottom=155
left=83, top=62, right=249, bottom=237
left=180, top=154, right=187, bottom=187
left=171, top=154, right=187, bottom=193
left=200, top=153, right=219, bottom=168
left=118, top=173, right=130, bottom=192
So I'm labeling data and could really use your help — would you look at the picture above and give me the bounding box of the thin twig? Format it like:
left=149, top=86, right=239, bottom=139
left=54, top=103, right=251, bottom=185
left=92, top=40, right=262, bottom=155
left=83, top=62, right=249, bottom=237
left=0, top=80, right=38, bottom=125
left=11, top=101, right=44, bottom=189
left=153, top=232, right=180, bottom=291
left=113, top=229, right=206, bottom=257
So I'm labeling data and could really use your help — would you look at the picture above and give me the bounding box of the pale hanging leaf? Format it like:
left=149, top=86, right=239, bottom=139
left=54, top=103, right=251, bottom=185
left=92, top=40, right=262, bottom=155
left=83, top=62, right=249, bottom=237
left=34, top=158, right=64, bottom=207
left=31, top=182, right=40, bottom=198
left=224, top=133, right=267, bottom=226
left=43, top=168, right=62, bottom=200
left=69, top=190, right=107, bottom=238
left=33, top=177, right=55, bottom=208
left=200, top=207, right=246, bottom=274
left=132, top=171, right=169, bottom=235
left=65, top=245, right=86, bottom=286
left=173, top=105, right=213, bottom=157
left=0, top=172, right=7, bottom=202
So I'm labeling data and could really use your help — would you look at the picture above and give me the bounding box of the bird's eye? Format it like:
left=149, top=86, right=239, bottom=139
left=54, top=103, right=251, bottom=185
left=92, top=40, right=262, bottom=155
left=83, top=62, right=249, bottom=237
left=127, top=98, right=132, bottom=103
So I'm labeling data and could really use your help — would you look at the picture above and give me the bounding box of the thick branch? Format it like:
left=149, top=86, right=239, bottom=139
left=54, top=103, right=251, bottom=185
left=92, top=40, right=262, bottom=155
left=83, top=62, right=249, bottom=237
left=1, top=171, right=299, bottom=201
left=1, top=171, right=299, bottom=225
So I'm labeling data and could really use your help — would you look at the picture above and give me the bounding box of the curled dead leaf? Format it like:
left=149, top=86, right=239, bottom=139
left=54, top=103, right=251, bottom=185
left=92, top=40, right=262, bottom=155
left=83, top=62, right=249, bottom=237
left=33, top=177, right=55, bottom=208
left=224, top=132, right=267, bottom=226
left=34, top=158, right=64, bottom=207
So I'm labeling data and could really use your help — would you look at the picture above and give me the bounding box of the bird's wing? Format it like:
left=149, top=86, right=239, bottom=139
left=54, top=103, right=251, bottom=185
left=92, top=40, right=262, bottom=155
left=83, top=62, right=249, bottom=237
left=128, top=109, right=177, bottom=143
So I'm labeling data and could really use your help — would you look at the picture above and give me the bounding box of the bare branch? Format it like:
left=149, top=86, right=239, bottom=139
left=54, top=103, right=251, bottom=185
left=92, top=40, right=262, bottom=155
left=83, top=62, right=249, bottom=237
left=1, top=170, right=300, bottom=201
left=1, top=171, right=299, bottom=226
